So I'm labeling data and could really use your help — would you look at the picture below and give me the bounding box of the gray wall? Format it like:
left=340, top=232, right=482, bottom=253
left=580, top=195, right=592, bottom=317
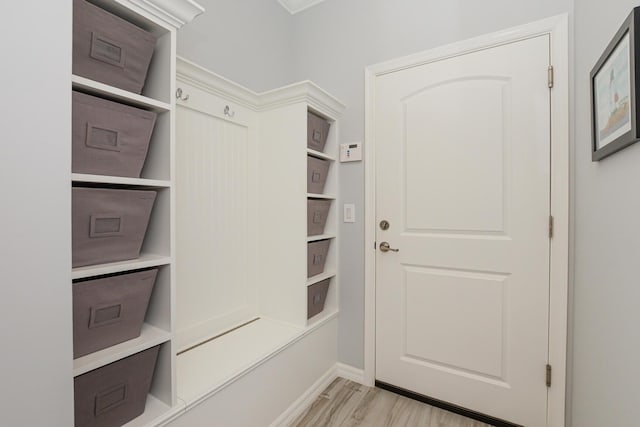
left=180, top=7, right=640, bottom=426
left=178, top=0, right=295, bottom=92
left=0, top=2, right=74, bottom=425
left=572, top=2, right=640, bottom=426
left=291, top=0, right=574, bottom=369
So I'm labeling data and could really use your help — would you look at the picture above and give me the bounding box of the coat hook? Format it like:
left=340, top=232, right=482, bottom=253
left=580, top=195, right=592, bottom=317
left=176, top=88, right=190, bottom=101
left=224, top=105, right=235, bottom=118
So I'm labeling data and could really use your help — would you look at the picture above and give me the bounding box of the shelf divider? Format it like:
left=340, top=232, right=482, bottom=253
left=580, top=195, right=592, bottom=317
left=72, top=254, right=172, bottom=280
left=72, top=75, right=172, bottom=113
left=72, top=173, right=171, bottom=188
left=73, top=324, right=171, bottom=377
left=307, top=193, right=336, bottom=199
left=307, top=148, right=336, bottom=161
left=307, top=233, right=336, bottom=243
left=306, top=271, right=336, bottom=286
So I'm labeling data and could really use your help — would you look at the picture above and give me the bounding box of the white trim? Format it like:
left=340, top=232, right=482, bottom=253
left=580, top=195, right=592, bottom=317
left=363, top=62, right=376, bottom=387
left=335, top=363, right=365, bottom=385
left=268, top=362, right=366, bottom=427
left=123, top=0, right=204, bottom=28
left=176, top=57, right=260, bottom=109
left=277, top=0, right=327, bottom=15
left=364, top=14, right=570, bottom=427
left=268, top=364, right=338, bottom=427
left=547, top=14, right=570, bottom=427
left=176, top=56, right=346, bottom=117
left=260, top=81, right=345, bottom=119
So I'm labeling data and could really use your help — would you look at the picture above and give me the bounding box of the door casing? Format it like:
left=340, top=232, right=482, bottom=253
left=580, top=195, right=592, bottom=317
left=363, top=14, right=569, bottom=427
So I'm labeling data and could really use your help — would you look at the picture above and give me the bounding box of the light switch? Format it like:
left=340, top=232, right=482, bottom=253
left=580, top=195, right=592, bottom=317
left=340, top=142, right=362, bottom=162
left=344, top=204, right=356, bottom=223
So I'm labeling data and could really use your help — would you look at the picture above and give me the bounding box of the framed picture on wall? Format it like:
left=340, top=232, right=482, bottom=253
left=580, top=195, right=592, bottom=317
left=591, top=7, right=640, bottom=161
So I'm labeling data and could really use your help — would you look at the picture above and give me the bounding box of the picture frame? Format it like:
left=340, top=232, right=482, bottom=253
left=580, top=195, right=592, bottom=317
left=591, top=7, right=640, bottom=161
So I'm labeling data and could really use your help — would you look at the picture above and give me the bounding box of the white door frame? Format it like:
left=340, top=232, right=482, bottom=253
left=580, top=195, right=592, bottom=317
left=363, top=14, right=569, bottom=427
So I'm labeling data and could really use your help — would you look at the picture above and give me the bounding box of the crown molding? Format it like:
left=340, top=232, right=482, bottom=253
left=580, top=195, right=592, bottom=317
left=260, top=80, right=345, bottom=119
left=277, top=0, right=327, bottom=15
left=176, top=57, right=261, bottom=110
left=176, top=56, right=345, bottom=119
left=124, top=0, right=204, bottom=28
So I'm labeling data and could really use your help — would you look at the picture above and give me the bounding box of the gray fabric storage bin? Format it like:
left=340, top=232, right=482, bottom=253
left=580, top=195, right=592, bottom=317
left=308, top=278, right=331, bottom=319
left=307, top=199, right=332, bottom=236
left=307, top=239, right=330, bottom=278
left=307, top=156, right=330, bottom=194
left=73, top=269, right=158, bottom=359
left=73, top=0, right=157, bottom=94
left=74, top=345, right=160, bottom=427
left=307, top=111, right=331, bottom=152
left=73, top=91, right=157, bottom=178
left=72, top=187, right=157, bottom=267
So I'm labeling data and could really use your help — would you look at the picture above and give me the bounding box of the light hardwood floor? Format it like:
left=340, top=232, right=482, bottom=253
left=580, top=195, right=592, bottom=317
left=289, top=378, right=493, bottom=427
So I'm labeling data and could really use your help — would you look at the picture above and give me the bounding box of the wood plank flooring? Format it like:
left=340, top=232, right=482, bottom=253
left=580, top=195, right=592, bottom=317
left=289, top=378, right=493, bottom=427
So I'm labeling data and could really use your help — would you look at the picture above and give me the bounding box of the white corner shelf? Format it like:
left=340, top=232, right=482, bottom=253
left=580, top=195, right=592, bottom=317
left=306, top=271, right=336, bottom=287
left=307, top=233, right=336, bottom=242
left=306, top=148, right=336, bottom=162
left=71, top=254, right=172, bottom=280
left=73, top=323, right=171, bottom=377
left=72, top=74, right=172, bottom=113
left=307, top=193, right=336, bottom=199
left=72, top=173, right=171, bottom=188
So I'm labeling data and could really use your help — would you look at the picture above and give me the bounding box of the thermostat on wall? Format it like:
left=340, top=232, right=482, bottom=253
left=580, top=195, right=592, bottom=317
left=340, top=142, right=362, bottom=162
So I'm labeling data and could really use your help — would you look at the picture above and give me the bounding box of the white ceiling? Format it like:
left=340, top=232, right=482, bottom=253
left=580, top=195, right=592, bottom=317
left=277, top=0, right=327, bottom=14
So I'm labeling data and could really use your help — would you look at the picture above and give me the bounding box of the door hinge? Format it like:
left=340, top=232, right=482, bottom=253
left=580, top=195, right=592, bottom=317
left=549, top=215, right=554, bottom=238
left=548, top=65, right=554, bottom=88
left=546, top=364, right=552, bottom=387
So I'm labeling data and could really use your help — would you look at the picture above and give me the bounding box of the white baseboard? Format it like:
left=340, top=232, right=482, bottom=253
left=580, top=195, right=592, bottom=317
left=335, top=363, right=365, bottom=385
left=268, top=363, right=366, bottom=427
left=268, top=365, right=338, bottom=427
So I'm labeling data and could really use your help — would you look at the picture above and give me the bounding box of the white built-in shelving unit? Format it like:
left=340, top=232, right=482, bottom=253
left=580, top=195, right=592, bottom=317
left=69, top=1, right=203, bottom=425
left=256, top=97, right=342, bottom=330
left=305, top=109, right=339, bottom=326
left=173, top=58, right=345, bottom=407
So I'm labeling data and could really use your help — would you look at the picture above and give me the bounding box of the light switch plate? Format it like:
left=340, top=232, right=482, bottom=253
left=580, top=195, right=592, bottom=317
left=344, top=203, right=356, bottom=223
left=340, top=142, right=362, bottom=162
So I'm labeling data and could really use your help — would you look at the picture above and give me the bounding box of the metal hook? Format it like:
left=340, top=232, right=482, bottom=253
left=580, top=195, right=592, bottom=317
left=176, top=88, right=190, bottom=101
left=224, top=105, right=235, bottom=118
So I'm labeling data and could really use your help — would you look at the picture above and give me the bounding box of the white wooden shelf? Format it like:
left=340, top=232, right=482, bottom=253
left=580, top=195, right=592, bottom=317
left=72, top=75, right=172, bottom=113
left=307, top=148, right=336, bottom=161
left=73, top=323, right=171, bottom=377
left=72, top=173, right=171, bottom=188
left=122, top=395, right=175, bottom=427
left=307, top=193, right=336, bottom=199
left=71, top=254, right=172, bottom=280
left=306, top=271, right=336, bottom=286
left=307, top=233, right=336, bottom=242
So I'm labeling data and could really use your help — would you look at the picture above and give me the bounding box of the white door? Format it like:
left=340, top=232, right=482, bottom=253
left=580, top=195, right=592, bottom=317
left=375, top=35, right=551, bottom=426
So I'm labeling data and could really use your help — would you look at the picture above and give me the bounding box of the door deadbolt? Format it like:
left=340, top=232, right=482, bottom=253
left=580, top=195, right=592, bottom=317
left=379, top=220, right=390, bottom=230
left=379, top=242, right=399, bottom=253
